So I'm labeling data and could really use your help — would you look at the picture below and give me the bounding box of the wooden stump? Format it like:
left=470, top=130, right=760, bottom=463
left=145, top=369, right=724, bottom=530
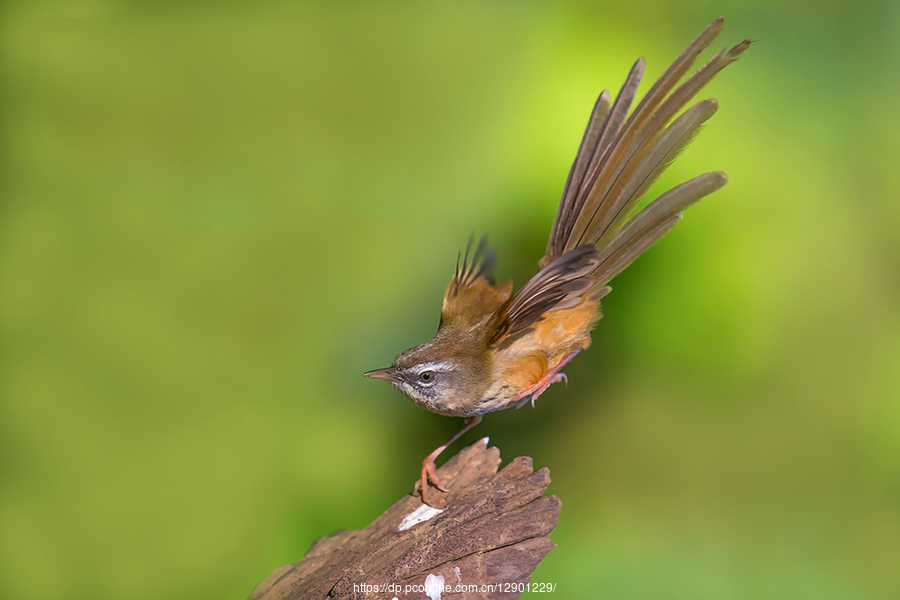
left=248, top=438, right=561, bottom=599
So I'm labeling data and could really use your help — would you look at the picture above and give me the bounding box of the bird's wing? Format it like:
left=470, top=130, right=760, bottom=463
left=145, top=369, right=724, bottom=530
left=441, top=235, right=512, bottom=328
left=488, top=245, right=608, bottom=346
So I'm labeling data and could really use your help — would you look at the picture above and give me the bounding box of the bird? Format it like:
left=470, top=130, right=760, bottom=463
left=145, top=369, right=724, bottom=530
left=364, top=17, right=750, bottom=502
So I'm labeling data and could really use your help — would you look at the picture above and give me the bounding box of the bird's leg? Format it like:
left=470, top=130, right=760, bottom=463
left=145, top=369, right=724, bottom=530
left=514, top=350, right=581, bottom=409
left=418, top=415, right=483, bottom=496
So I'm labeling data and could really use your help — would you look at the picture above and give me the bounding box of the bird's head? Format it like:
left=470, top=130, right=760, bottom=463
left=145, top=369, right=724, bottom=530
left=363, top=334, right=489, bottom=416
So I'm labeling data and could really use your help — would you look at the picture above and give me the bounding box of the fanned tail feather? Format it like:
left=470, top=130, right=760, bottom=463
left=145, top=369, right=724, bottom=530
left=593, top=171, right=727, bottom=285
left=490, top=18, right=748, bottom=345
left=544, top=17, right=750, bottom=284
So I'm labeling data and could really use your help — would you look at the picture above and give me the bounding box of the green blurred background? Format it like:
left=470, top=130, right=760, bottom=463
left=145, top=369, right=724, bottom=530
left=2, top=1, right=899, bottom=599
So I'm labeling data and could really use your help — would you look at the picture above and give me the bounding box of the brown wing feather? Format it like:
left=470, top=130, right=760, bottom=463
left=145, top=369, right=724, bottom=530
left=489, top=246, right=600, bottom=346
left=441, top=234, right=511, bottom=328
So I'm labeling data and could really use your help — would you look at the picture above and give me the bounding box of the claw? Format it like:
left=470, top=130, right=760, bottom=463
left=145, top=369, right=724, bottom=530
left=528, top=370, right=570, bottom=407
left=510, top=351, right=580, bottom=410
left=416, top=415, right=483, bottom=500
left=530, top=381, right=552, bottom=408
left=425, top=461, right=448, bottom=492
left=418, top=459, right=448, bottom=495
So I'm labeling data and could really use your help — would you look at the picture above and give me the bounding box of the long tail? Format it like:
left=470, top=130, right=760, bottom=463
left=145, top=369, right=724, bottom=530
left=543, top=17, right=750, bottom=286
left=489, top=19, right=749, bottom=346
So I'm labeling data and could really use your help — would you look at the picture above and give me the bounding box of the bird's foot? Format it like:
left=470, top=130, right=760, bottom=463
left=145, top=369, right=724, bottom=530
left=416, top=456, right=448, bottom=495
left=513, top=351, right=579, bottom=409
left=514, top=371, right=569, bottom=409
left=414, top=415, right=482, bottom=501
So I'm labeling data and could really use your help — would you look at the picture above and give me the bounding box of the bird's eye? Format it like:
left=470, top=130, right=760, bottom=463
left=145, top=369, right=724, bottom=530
left=418, top=371, right=435, bottom=384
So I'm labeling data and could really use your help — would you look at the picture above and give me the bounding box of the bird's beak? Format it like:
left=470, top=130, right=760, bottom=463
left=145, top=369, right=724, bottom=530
left=362, top=368, right=395, bottom=381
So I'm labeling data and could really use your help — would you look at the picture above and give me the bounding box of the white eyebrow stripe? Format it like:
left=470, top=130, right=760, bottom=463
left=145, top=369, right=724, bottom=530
left=413, top=361, right=452, bottom=373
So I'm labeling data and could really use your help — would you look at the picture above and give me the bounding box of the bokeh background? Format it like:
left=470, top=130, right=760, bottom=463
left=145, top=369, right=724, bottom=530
left=2, top=1, right=899, bottom=599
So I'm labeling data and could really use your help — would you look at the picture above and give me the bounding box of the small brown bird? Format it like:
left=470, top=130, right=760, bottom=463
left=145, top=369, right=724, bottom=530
left=365, top=18, right=750, bottom=500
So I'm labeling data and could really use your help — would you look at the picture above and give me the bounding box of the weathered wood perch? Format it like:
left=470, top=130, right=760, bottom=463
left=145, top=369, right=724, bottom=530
left=248, top=438, right=561, bottom=600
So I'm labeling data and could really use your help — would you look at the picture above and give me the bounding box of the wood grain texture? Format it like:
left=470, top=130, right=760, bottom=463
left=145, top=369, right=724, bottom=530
left=248, top=439, right=560, bottom=600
